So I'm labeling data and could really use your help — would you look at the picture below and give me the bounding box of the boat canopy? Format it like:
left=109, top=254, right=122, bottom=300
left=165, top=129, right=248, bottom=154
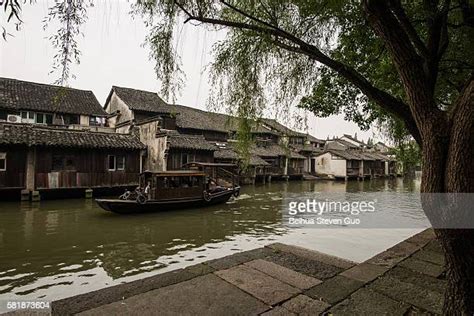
left=182, top=162, right=237, bottom=168
left=140, top=170, right=206, bottom=177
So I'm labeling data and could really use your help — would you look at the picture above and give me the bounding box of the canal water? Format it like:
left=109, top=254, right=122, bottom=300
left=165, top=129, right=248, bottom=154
left=0, top=178, right=425, bottom=308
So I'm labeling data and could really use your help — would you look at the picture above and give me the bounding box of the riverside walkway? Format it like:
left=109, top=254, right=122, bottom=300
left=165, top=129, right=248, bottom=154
left=50, top=229, right=444, bottom=315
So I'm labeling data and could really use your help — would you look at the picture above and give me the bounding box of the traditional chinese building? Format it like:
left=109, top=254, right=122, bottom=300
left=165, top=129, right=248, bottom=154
left=104, top=86, right=320, bottom=183
left=0, top=78, right=145, bottom=200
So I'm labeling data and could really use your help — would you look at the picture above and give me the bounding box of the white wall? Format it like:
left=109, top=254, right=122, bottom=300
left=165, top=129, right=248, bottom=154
left=138, top=121, right=167, bottom=172
left=315, top=152, right=346, bottom=178
left=105, top=91, right=134, bottom=124
left=340, top=136, right=360, bottom=146
left=80, top=115, right=89, bottom=126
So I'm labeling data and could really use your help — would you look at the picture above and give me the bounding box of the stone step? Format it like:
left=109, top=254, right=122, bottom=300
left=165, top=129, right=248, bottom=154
left=265, top=243, right=356, bottom=269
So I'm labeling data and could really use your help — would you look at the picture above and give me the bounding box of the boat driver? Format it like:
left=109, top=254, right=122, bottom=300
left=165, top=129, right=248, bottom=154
left=144, top=181, right=151, bottom=199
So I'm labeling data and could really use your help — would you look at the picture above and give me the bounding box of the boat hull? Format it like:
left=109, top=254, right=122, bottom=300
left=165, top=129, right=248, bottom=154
left=95, top=187, right=238, bottom=214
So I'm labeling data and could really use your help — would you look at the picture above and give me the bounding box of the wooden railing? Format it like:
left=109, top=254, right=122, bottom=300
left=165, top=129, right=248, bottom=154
left=216, top=167, right=238, bottom=187
left=266, top=166, right=285, bottom=175
left=288, top=167, right=304, bottom=175
left=346, top=167, right=360, bottom=176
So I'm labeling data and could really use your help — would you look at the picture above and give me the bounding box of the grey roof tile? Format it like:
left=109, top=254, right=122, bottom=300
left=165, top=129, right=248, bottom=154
left=0, top=123, right=145, bottom=150
left=0, top=77, right=106, bottom=116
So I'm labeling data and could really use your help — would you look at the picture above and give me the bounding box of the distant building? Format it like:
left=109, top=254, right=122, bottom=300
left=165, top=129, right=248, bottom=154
left=316, top=140, right=397, bottom=179
left=104, top=86, right=323, bottom=183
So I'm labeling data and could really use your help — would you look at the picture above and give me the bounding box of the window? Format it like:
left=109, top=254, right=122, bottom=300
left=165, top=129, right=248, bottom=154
left=0, top=153, right=6, bottom=171
left=117, top=156, right=125, bottom=170
left=90, top=116, right=105, bottom=126
left=36, top=113, right=44, bottom=124
left=52, top=155, right=64, bottom=170
left=181, top=153, right=189, bottom=167
left=21, top=111, right=35, bottom=123
left=64, top=114, right=79, bottom=125
left=52, top=155, right=75, bottom=171
left=156, top=117, right=164, bottom=128
left=108, top=155, right=116, bottom=171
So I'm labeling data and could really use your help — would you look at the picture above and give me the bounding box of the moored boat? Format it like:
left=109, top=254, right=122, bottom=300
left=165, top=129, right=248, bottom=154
left=95, top=170, right=240, bottom=214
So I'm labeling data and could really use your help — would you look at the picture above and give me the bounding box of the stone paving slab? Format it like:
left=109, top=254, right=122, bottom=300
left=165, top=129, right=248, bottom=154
left=215, top=265, right=300, bottom=305
left=385, top=266, right=446, bottom=294
left=78, top=274, right=269, bottom=316
left=328, top=288, right=410, bottom=316
left=305, top=275, right=364, bottom=304
left=207, top=248, right=274, bottom=270
left=263, top=250, right=343, bottom=280
left=398, top=257, right=444, bottom=278
left=412, top=249, right=445, bottom=266
left=244, top=259, right=321, bottom=290
left=52, top=268, right=199, bottom=315
left=266, top=243, right=355, bottom=269
left=281, top=294, right=330, bottom=315
left=261, top=306, right=296, bottom=316
left=367, top=273, right=444, bottom=314
left=405, top=229, right=436, bottom=247
left=340, top=262, right=389, bottom=283
left=424, top=239, right=443, bottom=254
left=366, top=241, right=420, bottom=268
left=183, top=262, right=216, bottom=275
left=49, top=229, right=443, bottom=315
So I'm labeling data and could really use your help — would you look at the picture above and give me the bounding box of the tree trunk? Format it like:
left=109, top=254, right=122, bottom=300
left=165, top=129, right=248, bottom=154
left=436, top=229, right=474, bottom=314
left=421, top=77, right=474, bottom=314
left=363, top=1, right=474, bottom=312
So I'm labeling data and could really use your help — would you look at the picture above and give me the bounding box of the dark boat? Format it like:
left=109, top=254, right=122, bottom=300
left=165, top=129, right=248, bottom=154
left=95, top=170, right=240, bottom=214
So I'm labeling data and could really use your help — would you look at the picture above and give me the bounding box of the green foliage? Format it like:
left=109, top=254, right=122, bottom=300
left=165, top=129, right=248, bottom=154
left=5, top=0, right=473, bottom=143
left=394, top=140, right=422, bottom=175
left=299, top=1, right=473, bottom=139
left=43, top=0, right=92, bottom=86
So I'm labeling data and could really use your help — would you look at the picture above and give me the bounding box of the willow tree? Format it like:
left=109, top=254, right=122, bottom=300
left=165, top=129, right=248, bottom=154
left=4, top=0, right=474, bottom=313
left=133, top=2, right=473, bottom=312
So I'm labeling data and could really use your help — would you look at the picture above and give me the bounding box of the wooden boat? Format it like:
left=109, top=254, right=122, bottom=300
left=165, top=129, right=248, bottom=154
left=95, top=170, right=240, bottom=214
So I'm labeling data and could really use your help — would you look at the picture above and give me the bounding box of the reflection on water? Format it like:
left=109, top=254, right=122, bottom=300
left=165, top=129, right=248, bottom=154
left=0, top=178, right=422, bottom=305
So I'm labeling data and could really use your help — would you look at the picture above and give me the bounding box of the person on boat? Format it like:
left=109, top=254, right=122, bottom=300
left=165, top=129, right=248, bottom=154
left=144, top=181, right=151, bottom=199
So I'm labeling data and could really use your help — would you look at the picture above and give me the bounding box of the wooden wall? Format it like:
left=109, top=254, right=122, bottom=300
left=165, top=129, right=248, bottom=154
left=34, top=147, right=141, bottom=189
left=0, top=145, right=27, bottom=189
left=167, top=149, right=214, bottom=170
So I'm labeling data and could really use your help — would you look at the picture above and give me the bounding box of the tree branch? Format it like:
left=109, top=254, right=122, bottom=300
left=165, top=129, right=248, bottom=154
left=174, top=0, right=422, bottom=144
left=364, top=0, right=445, bottom=139
left=388, top=0, right=430, bottom=59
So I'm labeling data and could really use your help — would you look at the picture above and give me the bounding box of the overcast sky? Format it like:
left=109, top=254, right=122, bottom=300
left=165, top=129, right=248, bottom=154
left=1, top=0, right=381, bottom=142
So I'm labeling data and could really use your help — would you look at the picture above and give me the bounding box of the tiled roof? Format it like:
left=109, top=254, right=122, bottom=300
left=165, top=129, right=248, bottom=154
left=0, top=77, right=106, bottom=116
left=109, top=86, right=320, bottom=140
left=0, top=123, right=145, bottom=149
left=342, top=134, right=370, bottom=147
left=291, top=143, right=323, bottom=153
left=106, top=86, right=317, bottom=141
left=0, top=123, right=30, bottom=146
left=318, top=149, right=395, bottom=161
left=251, top=144, right=288, bottom=157
left=306, top=134, right=325, bottom=144
left=111, top=86, right=169, bottom=113
left=260, top=118, right=307, bottom=137
left=214, top=146, right=270, bottom=166
left=167, top=134, right=217, bottom=151
left=248, top=155, right=270, bottom=166
left=214, top=147, right=239, bottom=160
left=289, top=151, right=306, bottom=159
